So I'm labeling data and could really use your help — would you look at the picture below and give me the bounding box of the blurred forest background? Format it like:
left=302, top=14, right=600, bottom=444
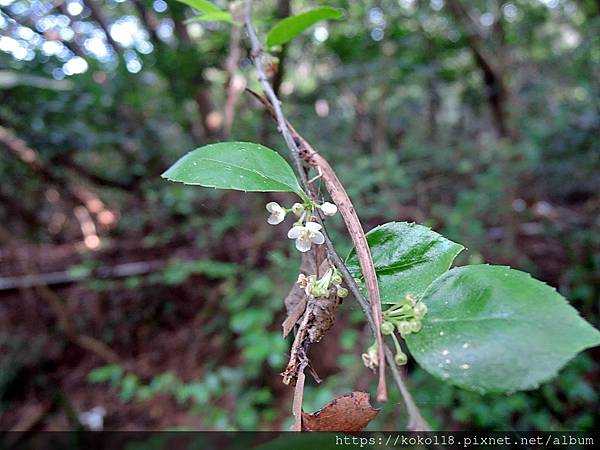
left=0, top=0, right=599, bottom=432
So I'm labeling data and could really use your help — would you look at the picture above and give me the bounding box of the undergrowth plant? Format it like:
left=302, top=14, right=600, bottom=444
left=158, top=0, right=600, bottom=431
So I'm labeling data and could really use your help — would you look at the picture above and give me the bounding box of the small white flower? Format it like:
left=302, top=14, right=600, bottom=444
left=287, top=221, right=325, bottom=252
left=361, top=344, right=379, bottom=371
left=320, top=201, right=338, bottom=216
left=266, top=202, right=286, bottom=225
left=296, top=273, right=307, bottom=285
left=297, top=273, right=316, bottom=295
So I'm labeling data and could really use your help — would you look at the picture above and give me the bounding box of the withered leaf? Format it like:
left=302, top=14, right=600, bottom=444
left=306, top=258, right=342, bottom=343
left=283, top=244, right=329, bottom=337
left=301, top=391, right=379, bottom=432
left=282, top=295, right=307, bottom=338
left=306, top=295, right=341, bottom=343
left=284, top=252, right=314, bottom=314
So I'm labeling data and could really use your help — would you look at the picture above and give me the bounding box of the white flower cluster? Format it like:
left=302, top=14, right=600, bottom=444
left=265, top=200, right=338, bottom=253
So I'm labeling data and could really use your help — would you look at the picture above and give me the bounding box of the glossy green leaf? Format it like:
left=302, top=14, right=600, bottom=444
left=185, top=11, right=233, bottom=24
left=406, top=265, right=600, bottom=393
left=174, top=0, right=222, bottom=14
left=266, top=7, right=343, bottom=48
left=162, top=142, right=304, bottom=197
left=345, top=222, right=464, bottom=304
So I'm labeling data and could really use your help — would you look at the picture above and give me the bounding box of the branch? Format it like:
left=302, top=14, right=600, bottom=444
left=271, top=0, right=291, bottom=96
left=247, top=83, right=387, bottom=399
left=291, top=357, right=308, bottom=431
left=131, top=0, right=161, bottom=44
left=0, top=125, right=88, bottom=206
left=0, top=6, right=86, bottom=59
left=0, top=225, right=120, bottom=365
left=0, top=125, right=112, bottom=236
left=317, top=210, right=430, bottom=431
left=245, top=0, right=390, bottom=403
left=82, top=0, right=122, bottom=57
left=244, top=0, right=431, bottom=429
left=446, top=0, right=510, bottom=138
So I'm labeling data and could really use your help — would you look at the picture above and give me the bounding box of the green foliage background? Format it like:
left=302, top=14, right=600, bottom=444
left=0, top=0, right=599, bottom=431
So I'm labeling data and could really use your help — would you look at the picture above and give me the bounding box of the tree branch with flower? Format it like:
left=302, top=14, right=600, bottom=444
left=162, top=0, right=600, bottom=433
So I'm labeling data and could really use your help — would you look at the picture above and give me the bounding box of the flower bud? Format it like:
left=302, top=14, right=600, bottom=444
left=409, top=319, right=422, bottom=333
left=381, top=321, right=395, bottom=335
left=362, top=353, right=377, bottom=370
left=337, top=286, right=349, bottom=298
left=331, top=273, right=342, bottom=285
left=320, top=201, right=338, bottom=216
left=394, top=351, right=408, bottom=366
left=405, top=293, right=418, bottom=307
left=362, top=343, right=379, bottom=370
left=398, top=320, right=412, bottom=336
left=291, top=203, right=305, bottom=216
left=413, top=302, right=427, bottom=318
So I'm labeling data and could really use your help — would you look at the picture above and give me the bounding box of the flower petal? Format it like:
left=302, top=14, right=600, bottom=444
left=295, top=238, right=312, bottom=252
left=268, top=213, right=285, bottom=225
left=311, top=230, right=325, bottom=245
left=287, top=226, right=303, bottom=239
left=305, top=221, right=322, bottom=232
left=266, top=201, right=280, bottom=213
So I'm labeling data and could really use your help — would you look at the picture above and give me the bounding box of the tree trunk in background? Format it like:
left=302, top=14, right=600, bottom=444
left=196, top=88, right=224, bottom=141
left=82, top=0, right=122, bottom=57
left=446, top=0, right=511, bottom=140
left=272, top=0, right=291, bottom=97
left=260, top=0, right=291, bottom=144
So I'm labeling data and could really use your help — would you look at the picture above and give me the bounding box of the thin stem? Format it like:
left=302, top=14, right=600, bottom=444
left=243, top=0, right=429, bottom=431
left=244, top=0, right=310, bottom=188
left=390, top=332, right=403, bottom=356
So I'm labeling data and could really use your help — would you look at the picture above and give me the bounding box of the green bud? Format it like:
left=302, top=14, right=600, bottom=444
left=398, top=320, right=412, bottom=336
left=405, top=293, right=418, bottom=307
left=394, top=351, right=408, bottom=366
left=311, top=285, right=329, bottom=297
left=381, top=321, right=395, bottom=335
left=337, top=286, right=349, bottom=298
left=291, top=203, right=305, bottom=216
left=331, top=273, right=342, bottom=285
left=409, top=318, right=422, bottom=333
left=413, top=302, right=427, bottom=318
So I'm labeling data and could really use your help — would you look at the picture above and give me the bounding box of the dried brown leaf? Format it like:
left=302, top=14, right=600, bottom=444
left=301, top=391, right=379, bottom=432
left=282, top=296, right=306, bottom=338
left=283, top=246, right=329, bottom=337
left=306, top=295, right=341, bottom=343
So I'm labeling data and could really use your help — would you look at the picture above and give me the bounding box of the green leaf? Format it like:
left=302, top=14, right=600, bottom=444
left=87, top=364, right=123, bottom=384
left=119, top=373, right=140, bottom=402
left=406, top=265, right=600, bottom=393
left=266, top=7, right=343, bottom=48
left=185, top=11, right=233, bottom=24
left=173, top=0, right=222, bottom=14
left=162, top=142, right=305, bottom=198
left=345, top=222, right=464, bottom=304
